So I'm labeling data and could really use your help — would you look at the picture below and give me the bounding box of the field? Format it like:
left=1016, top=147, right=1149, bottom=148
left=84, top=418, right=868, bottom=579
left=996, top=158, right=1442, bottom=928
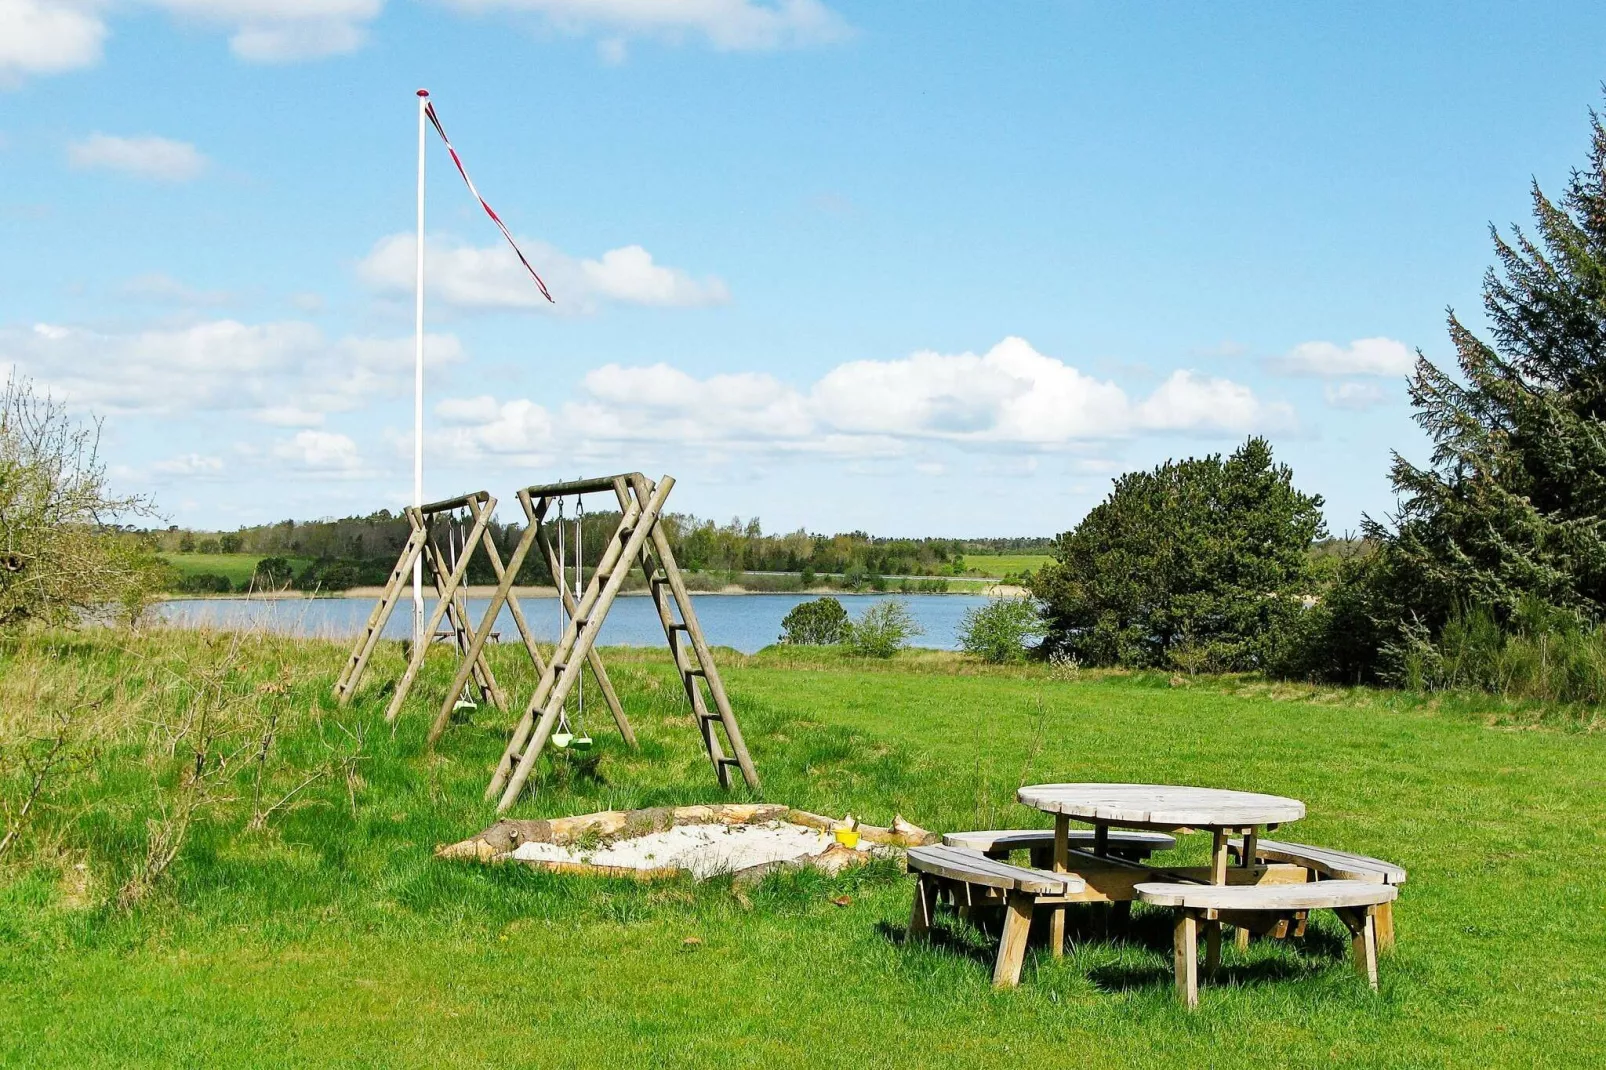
left=159, top=553, right=313, bottom=587
left=2, top=630, right=1602, bottom=1067
left=964, top=553, right=1052, bottom=578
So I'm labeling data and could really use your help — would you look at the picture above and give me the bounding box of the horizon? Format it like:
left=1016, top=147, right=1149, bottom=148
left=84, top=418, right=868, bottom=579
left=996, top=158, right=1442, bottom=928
left=6, top=3, right=1606, bottom=537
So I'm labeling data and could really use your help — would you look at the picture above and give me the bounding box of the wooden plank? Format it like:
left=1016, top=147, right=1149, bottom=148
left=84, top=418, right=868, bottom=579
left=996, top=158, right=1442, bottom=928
left=1174, top=911, right=1199, bottom=1010
left=908, top=875, right=932, bottom=941
left=905, top=845, right=1080, bottom=895
left=1038, top=860, right=1308, bottom=905
left=1134, top=879, right=1398, bottom=911
left=1051, top=814, right=1069, bottom=957
left=1231, top=837, right=1407, bottom=884
left=992, top=891, right=1033, bottom=989
left=942, top=828, right=1176, bottom=856
left=1017, top=783, right=1306, bottom=828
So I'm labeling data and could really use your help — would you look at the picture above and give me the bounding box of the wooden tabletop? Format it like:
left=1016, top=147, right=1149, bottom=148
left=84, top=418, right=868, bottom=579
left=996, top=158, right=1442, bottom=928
left=1016, top=783, right=1305, bottom=829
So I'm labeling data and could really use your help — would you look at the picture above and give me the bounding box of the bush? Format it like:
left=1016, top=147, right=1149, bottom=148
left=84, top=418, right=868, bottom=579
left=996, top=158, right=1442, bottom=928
left=958, top=597, right=1046, bottom=664
left=249, top=557, right=295, bottom=591
left=779, top=597, right=849, bottom=645
left=846, top=599, right=923, bottom=658
left=177, top=572, right=233, bottom=594
left=294, top=559, right=362, bottom=592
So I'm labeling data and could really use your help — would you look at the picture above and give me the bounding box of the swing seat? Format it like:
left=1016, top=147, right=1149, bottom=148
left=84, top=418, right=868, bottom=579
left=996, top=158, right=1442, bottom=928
left=570, top=734, right=594, bottom=751
left=552, top=730, right=573, bottom=749
left=453, top=695, right=477, bottom=712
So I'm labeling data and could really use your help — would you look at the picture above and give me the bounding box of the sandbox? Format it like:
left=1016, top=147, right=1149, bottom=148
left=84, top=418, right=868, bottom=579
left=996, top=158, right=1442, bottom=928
left=437, top=803, right=937, bottom=883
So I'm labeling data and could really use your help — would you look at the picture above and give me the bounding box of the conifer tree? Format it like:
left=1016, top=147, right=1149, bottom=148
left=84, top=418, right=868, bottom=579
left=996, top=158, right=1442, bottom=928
left=1377, top=105, right=1606, bottom=627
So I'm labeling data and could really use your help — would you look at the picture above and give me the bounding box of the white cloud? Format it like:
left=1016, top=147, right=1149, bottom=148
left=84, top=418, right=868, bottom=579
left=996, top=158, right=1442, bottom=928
left=146, top=0, right=381, bottom=62
left=1, top=318, right=463, bottom=423
left=1272, top=336, right=1415, bottom=378
left=1324, top=381, right=1389, bottom=410
left=359, top=233, right=729, bottom=313
left=0, top=0, right=105, bottom=86
left=68, top=134, right=207, bottom=181
left=152, top=452, right=225, bottom=477
left=119, top=272, right=232, bottom=306
left=272, top=429, right=364, bottom=472
left=435, top=336, right=1289, bottom=465
left=442, top=0, right=849, bottom=52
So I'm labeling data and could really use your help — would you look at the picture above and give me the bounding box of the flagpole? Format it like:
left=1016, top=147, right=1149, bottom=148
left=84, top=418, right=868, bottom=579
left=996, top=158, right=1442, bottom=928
left=413, top=88, right=428, bottom=648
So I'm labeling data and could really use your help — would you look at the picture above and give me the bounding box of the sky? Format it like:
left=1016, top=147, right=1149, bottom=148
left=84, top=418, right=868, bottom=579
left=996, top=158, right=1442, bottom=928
left=4, top=2, right=1606, bottom=538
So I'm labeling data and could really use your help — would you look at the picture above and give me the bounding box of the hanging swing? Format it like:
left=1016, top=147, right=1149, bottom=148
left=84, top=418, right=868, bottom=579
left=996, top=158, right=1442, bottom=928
left=448, top=508, right=478, bottom=714
left=551, top=495, right=593, bottom=751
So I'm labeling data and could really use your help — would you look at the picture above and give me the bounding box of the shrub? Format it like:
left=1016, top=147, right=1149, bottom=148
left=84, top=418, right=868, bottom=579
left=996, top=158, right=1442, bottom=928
left=177, top=572, right=232, bottom=594
left=250, top=557, right=295, bottom=591
left=779, top=597, right=849, bottom=645
left=846, top=599, right=923, bottom=658
left=958, top=597, right=1046, bottom=664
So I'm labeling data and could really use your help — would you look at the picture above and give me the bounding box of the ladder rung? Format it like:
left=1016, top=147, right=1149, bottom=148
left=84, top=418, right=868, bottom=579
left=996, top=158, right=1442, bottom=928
left=669, top=622, right=689, bottom=631
left=698, top=711, right=721, bottom=721
left=684, top=666, right=707, bottom=677
left=651, top=571, right=669, bottom=584
left=717, top=758, right=741, bottom=768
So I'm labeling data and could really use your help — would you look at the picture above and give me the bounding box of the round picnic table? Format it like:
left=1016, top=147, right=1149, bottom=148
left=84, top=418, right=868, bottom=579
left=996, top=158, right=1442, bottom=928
left=1016, top=783, right=1306, bottom=964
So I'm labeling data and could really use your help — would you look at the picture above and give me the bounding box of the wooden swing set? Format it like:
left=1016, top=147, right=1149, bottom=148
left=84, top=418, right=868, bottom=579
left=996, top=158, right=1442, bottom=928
left=332, top=472, right=761, bottom=813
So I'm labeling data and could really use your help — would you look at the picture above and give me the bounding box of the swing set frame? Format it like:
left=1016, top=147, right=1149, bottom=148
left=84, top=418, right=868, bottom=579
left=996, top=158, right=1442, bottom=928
left=331, top=472, right=760, bottom=813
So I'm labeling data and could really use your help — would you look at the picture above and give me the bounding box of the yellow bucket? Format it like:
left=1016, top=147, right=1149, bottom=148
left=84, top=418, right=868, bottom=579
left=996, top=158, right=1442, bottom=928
left=833, top=828, right=860, bottom=849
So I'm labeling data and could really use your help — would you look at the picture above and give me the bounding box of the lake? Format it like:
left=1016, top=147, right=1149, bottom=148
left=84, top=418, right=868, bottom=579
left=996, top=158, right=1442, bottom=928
left=153, top=593, right=997, bottom=654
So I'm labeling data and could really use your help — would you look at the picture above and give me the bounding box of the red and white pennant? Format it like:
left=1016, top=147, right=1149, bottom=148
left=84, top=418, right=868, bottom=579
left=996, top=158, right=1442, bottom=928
left=421, top=92, right=554, bottom=304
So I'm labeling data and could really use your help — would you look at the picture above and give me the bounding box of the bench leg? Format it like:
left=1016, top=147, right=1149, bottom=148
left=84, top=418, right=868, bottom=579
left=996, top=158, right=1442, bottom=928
left=908, top=875, right=933, bottom=942
left=1205, top=920, right=1222, bottom=975
left=1111, top=899, right=1132, bottom=933
left=1376, top=899, right=1395, bottom=952
left=1336, top=907, right=1380, bottom=991
left=1174, top=910, right=1199, bottom=1009
left=992, top=891, right=1034, bottom=989
left=1234, top=925, right=1251, bottom=951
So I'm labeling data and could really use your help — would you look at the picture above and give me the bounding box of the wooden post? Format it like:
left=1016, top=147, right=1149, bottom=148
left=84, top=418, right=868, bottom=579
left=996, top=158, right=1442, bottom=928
left=1205, top=827, right=1227, bottom=973
left=1376, top=900, right=1395, bottom=953
left=992, top=891, right=1033, bottom=989
left=1174, top=910, right=1199, bottom=1010
left=1051, top=814, right=1070, bottom=958
left=335, top=525, right=427, bottom=704
left=1236, top=828, right=1259, bottom=950
left=908, top=875, right=932, bottom=941
left=1338, top=907, right=1380, bottom=990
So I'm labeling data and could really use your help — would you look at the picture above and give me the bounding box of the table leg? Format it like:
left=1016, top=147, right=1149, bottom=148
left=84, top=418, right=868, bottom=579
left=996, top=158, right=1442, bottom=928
left=1207, top=828, right=1227, bottom=973
left=1051, top=814, right=1069, bottom=958
left=1236, top=825, right=1259, bottom=950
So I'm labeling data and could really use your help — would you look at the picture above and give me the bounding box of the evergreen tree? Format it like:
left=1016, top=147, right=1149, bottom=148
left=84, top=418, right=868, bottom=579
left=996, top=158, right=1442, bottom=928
left=1376, top=105, right=1606, bottom=630
left=1031, top=437, right=1325, bottom=670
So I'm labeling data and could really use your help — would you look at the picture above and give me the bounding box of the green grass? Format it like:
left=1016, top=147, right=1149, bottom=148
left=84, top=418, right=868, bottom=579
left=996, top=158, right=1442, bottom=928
left=2, top=630, right=1602, bottom=1067
left=964, top=553, right=1052, bottom=578
left=159, top=553, right=313, bottom=587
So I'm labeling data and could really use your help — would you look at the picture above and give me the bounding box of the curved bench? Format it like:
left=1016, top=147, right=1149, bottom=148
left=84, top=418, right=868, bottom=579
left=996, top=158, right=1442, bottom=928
left=1136, top=880, right=1398, bottom=1008
left=944, top=828, right=1176, bottom=865
left=907, top=845, right=1085, bottom=988
left=1229, top=838, right=1406, bottom=949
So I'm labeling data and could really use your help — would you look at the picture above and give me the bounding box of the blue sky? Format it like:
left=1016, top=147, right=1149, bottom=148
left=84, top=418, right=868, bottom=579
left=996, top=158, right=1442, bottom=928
left=4, top=2, right=1605, bottom=537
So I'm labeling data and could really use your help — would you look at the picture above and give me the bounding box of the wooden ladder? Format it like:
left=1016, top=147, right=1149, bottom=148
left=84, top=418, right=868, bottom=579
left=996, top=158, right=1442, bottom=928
left=616, top=473, right=759, bottom=793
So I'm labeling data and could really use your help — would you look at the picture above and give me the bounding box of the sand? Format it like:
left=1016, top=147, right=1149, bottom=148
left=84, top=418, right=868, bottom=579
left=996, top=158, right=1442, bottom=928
left=509, top=821, right=839, bottom=879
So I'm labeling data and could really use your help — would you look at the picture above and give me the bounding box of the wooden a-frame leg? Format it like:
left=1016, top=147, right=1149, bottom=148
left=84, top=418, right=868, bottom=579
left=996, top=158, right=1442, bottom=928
left=992, top=891, right=1033, bottom=989
left=1174, top=910, right=1199, bottom=1010
left=1337, top=907, right=1379, bottom=990
left=908, top=875, right=933, bottom=942
left=533, top=519, right=636, bottom=749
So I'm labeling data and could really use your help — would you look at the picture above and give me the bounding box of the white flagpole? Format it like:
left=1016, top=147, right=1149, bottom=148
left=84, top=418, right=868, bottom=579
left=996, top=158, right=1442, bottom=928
left=413, top=88, right=428, bottom=648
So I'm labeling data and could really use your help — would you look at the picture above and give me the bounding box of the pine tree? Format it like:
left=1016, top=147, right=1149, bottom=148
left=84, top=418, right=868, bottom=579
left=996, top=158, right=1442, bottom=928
left=1378, top=105, right=1606, bottom=627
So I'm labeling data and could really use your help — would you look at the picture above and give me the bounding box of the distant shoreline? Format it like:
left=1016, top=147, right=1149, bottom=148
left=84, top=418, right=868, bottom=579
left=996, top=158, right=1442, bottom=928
left=157, top=583, right=1030, bottom=602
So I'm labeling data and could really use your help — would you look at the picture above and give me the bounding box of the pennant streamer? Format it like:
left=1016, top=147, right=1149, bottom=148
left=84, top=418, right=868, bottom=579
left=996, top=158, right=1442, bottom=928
left=425, top=100, right=554, bottom=303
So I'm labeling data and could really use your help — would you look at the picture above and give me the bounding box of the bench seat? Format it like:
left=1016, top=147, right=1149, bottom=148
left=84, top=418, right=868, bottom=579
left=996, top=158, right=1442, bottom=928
left=1135, top=879, right=1397, bottom=1008
left=943, top=828, right=1175, bottom=863
left=1229, top=837, right=1406, bottom=950
left=906, top=845, right=1085, bottom=988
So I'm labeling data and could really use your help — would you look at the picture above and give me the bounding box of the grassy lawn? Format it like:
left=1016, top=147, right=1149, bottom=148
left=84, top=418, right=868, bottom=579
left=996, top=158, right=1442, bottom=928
left=2, top=630, right=1601, bottom=1067
left=965, top=553, right=1052, bottom=578
left=158, top=553, right=313, bottom=587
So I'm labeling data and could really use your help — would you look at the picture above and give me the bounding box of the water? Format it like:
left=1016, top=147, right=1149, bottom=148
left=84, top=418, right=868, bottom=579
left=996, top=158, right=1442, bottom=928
left=153, top=593, right=995, bottom=654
